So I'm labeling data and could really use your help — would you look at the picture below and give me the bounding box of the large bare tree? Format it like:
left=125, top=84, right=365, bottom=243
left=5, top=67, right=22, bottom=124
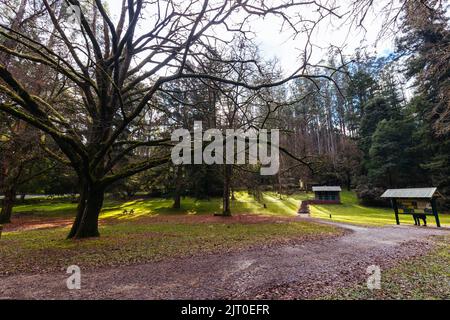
left=0, top=0, right=350, bottom=238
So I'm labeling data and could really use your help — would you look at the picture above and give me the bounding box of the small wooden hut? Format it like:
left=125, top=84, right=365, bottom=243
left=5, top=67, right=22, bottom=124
left=311, top=186, right=342, bottom=204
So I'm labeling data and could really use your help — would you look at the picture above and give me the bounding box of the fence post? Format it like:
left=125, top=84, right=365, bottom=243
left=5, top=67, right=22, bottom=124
left=431, top=198, right=441, bottom=228
left=392, top=198, right=400, bottom=225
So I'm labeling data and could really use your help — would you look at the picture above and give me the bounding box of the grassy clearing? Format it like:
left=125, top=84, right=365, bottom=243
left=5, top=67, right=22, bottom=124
left=309, top=191, right=450, bottom=227
left=11, top=191, right=303, bottom=221
left=11, top=190, right=450, bottom=226
left=100, top=191, right=301, bottom=219
left=0, top=219, right=340, bottom=276
left=13, top=201, right=78, bottom=217
left=326, top=235, right=450, bottom=299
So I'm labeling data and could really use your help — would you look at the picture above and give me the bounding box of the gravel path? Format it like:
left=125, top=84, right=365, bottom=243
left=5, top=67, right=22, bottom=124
left=1, top=218, right=448, bottom=300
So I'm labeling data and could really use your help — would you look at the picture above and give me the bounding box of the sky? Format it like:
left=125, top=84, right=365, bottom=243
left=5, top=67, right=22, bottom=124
left=250, top=0, right=397, bottom=73
left=254, top=9, right=395, bottom=72
left=105, top=0, right=397, bottom=75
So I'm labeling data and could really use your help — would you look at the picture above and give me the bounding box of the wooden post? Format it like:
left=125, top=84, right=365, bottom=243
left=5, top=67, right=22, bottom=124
left=392, top=198, right=400, bottom=225
left=431, top=198, right=441, bottom=228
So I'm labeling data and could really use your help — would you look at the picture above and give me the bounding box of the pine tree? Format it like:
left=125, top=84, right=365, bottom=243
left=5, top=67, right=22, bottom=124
left=397, top=1, right=450, bottom=198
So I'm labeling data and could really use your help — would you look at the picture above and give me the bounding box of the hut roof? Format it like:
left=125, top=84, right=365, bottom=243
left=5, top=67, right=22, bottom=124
left=380, top=188, right=438, bottom=199
left=312, top=186, right=342, bottom=192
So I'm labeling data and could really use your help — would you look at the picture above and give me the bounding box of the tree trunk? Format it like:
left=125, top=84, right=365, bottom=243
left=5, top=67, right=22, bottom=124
left=173, top=194, right=181, bottom=209
left=0, top=188, right=16, bottom=224
left=67, top=182, right=105, bottom=239
left=222, top=165, right=232, bottom=216
left=278, top=173, right=283, bottom=199
left=346, top=172, right=352, bottom=191
left=0, top=0, right=27, bottom=66
left=172, top=166, right=182, bottom=209
left=68, top=181, right=87, bottom=238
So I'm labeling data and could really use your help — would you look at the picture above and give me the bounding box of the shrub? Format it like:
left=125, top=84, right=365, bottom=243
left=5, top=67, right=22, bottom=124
left=356, top=184, right=389, bottom=207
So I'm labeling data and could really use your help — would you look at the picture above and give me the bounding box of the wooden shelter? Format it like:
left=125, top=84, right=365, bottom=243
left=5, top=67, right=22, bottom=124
left=311, top=186, right=342, bottom=204
left=380, top=188, right=442, bottom=227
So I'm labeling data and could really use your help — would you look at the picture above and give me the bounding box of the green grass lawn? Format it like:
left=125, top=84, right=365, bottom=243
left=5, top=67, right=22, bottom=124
left=309, top=191, right=450, bottom=227
left=11, top=191, right=302, bottom=220
left=12, top=201, right=78, bottom=217
left=10, top=190, right=450, bottom=226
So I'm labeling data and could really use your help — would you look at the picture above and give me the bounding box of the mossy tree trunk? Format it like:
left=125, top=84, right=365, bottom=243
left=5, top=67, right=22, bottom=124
left=67, top=180, right=105, bottom=239
left=0, top=188, right=16, bottom=224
